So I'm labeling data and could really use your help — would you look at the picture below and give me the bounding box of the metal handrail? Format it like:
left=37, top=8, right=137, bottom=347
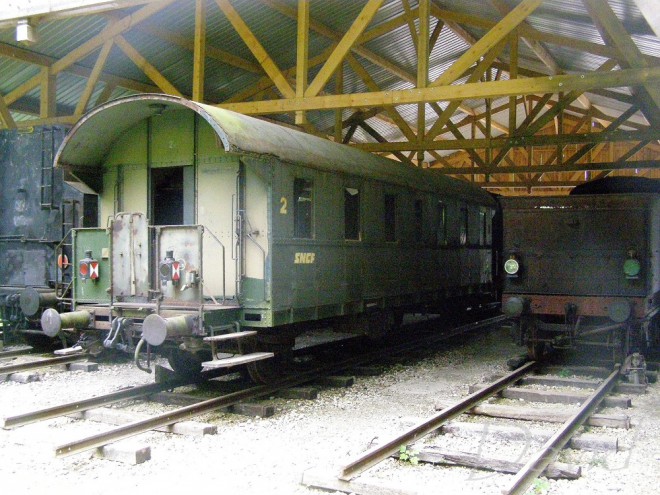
left=202, top=226, right=227, bottom=304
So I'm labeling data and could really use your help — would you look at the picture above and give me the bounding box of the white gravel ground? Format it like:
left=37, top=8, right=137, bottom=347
left=0, top=326, right=657, bottom=495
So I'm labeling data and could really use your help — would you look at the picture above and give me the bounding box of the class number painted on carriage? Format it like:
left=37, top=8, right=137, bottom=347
left=294, top=252, right=316, bottom=264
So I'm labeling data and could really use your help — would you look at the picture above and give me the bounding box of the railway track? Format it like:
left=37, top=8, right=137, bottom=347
left=1, top=314, right=508, bottom=460
left=304, top=360, right=626, bottom=495
left=0, top=353, right=89, bottom=376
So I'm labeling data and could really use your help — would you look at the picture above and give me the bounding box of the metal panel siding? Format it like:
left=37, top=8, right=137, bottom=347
left=150, top=109, right=194, bottom=167
left=502, top=195, right=656, bottom=298
left=73, top=228, right=110, bottom=304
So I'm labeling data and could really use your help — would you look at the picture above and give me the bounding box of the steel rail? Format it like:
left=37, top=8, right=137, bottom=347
left=0, top=346, right=33, bottom=359
left=338, top=360, right=537, bottom=480
left=1, top=378, right=192, bottom=429
left=55, top=314, right=508, bottom=458
left=503, top=365, right=621, bottom=495
left=55, top=366, right=341, bottom=457
left=0, top=354, right=87, bottom=375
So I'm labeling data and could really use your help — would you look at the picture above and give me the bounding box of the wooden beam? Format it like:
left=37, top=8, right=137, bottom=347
left=353, top=127, right=659, bottom=153
left=346, top=55, right=416, bottom=143
left=425, top=38, right=508, bottom=141
left=431, top=5, right=660, bottom=66
left=75, top=39, right=113, bottom=116
left=429, top=0, right=543, bottom=88
left=0, top=41, right=158, bottom=95
left=401, top=0, right=419, bottom=52
left=214, top=0, right=295, bottom=99
left=218, top=66, right=660, bottom=115
left=0, top=0, right=164, bottom=26
left=95, top=83, right=116, bottom=106
left=296, top=0, right=310, bottom=125
left=334, top=63, right=344, bottom=142
left=261, top=0, right=412, bottom=82
left=0, top=94, right=16, bottom=129
left=114, top=35, right=183, bottom=96
left=417, top=0, right=430, bottom=164
left=509, top=30, right=518, bottom=135
left=431, top=159, right=659, bottom=175
left=40, top=67, right=57, bottom=118
left=3, top=1, right=174, bottom=107
left=359, top=121, right=413, bottom=166
left=490, top=0, right=594, bottom=111
left=137, top=25, right=262, bottom=74
left=583, top=0, right=660, bottom=126
left=305, top=0, right=384, bottom=97
left=192, top=0, right=206, bottom=102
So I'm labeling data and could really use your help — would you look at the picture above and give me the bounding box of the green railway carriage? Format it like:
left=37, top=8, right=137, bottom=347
left=42, top=94, right=497, bottom=381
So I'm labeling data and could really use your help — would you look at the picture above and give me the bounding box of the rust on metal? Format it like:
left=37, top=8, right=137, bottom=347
left=502, top=366, right=621, bottom=495
left=338, top=360, right=537, bottom=481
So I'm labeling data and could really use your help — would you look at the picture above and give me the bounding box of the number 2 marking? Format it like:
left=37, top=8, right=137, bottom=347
left=280, top=197, right=288, bottom=214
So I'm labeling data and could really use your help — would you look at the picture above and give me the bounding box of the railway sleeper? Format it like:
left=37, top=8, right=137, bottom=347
left=386, top=444, right=581, bottom=480
left=438, top=421, right=618, bottom=453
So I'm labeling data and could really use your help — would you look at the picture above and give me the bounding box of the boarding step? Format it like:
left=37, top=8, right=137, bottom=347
left=202, top=352, right=274, bottom=369
left=203, top=331, right=257, bottom=342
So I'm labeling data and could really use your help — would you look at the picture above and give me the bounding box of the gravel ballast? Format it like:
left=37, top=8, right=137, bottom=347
left=0, top=326, right=657, bottom=495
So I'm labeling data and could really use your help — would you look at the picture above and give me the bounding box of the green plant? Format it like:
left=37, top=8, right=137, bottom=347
left=526, top=478, right=550, bottom=495
left=398, top=445, right=419, bottom=465
left=558, top=368, right=571, bottom=378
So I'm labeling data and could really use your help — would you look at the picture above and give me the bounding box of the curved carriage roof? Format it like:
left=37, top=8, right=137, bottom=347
left=56, top=94, right=494, bottom=205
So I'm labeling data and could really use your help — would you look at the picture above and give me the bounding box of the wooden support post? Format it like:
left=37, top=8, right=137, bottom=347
left=40, top=67, right=57, bottom=119
left=296, top=0, right=310, bottom=125
left=417, top=0, right=429, bottom=166
left=192, top=0, right=207, bottom=102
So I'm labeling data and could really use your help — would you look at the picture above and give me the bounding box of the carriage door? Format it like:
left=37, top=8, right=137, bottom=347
left=197, top=159, right=241, bottom=300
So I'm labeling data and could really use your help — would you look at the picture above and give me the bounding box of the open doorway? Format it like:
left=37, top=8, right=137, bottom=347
left=151, top=166, right=194, bottom=225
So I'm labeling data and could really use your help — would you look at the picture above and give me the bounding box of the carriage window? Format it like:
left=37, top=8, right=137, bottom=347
left=436, top=202, right=447, bottom=246
left=344, top=188, right=360, bottom=240
left=479, top=210, right=487, bottom=246
left=460, top=206, right=468, bottom=246
left=384, top=194, right=396, bottom=242
left=414, top=199, right=423, bottom=242
left=294, top=178, right=313, bottom=238
left=479, top=209, right=492, bottom=246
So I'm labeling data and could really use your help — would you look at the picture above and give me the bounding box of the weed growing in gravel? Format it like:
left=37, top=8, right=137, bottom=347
left=557, top=369, right=571, bottom=378
left=526, top=478, right=550, bottom=494
left=398, top=445, right=419, bottom=465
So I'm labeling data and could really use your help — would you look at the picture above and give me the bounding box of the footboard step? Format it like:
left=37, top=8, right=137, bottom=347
left=203, top=331, right=257, bottom=342
left=202, top=352, right=274, bottom=369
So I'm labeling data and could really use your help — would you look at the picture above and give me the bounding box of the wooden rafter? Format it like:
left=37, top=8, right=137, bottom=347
left=4, top=0, right=175, bottom=108
left=355, top=126, right=659, bottom=153
left=192, top=0, right=206, bottom=102
left=295, top=0, right=310, bottom=125
left=75, top=39, right=113, bottom=116
left=583, top=0, right=660, bottom=127
left=305, top=0, right=384, bottom=97
left=214, top=0, right=295, bottom=99
left=114, top=35, right=182, bottom=96
left=0, top=93, right=16, bottom=129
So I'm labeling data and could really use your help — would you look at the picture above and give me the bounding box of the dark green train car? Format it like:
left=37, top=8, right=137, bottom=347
left=41, top=94, right=496, bottom=381
left=501, top=186, right=660, bottom=363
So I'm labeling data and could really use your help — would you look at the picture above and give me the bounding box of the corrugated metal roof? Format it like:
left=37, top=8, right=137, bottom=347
left=0, top=0, right=656, bottom=158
